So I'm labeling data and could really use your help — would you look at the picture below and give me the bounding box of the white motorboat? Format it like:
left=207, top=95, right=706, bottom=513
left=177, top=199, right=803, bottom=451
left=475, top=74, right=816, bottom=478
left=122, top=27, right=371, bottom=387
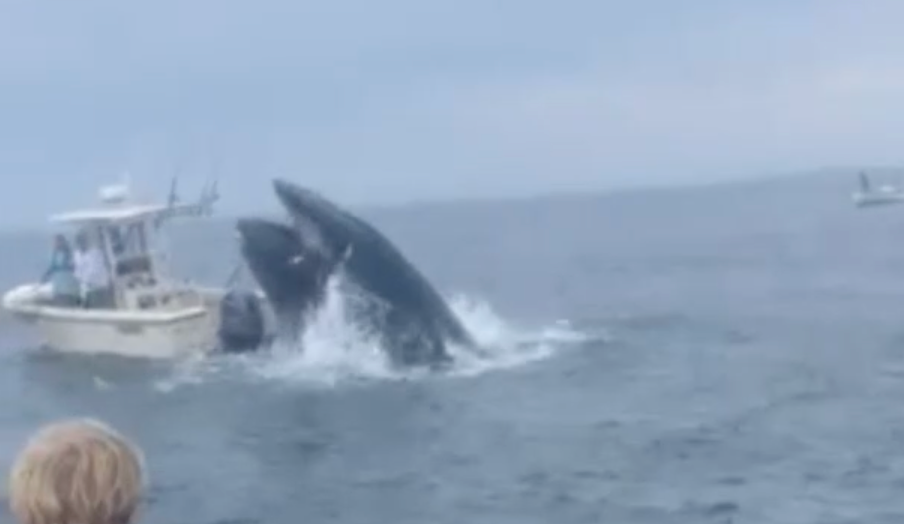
left=852, top=171, right=904, bottom=208
left=2, top=179, right=268, bottom=359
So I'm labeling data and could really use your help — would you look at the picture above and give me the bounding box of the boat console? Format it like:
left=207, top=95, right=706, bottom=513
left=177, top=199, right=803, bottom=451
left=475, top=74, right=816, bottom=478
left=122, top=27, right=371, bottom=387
left=46, top=181, right=217, bottom=312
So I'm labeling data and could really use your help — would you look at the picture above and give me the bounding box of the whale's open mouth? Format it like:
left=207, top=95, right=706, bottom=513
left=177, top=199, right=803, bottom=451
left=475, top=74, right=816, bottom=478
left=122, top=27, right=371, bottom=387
left=236, top=218, right=308, bottom=269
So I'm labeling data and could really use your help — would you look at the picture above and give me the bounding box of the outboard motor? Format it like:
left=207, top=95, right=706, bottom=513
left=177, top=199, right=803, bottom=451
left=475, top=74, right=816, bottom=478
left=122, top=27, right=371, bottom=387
left=217, top=289, right=266, bottom=353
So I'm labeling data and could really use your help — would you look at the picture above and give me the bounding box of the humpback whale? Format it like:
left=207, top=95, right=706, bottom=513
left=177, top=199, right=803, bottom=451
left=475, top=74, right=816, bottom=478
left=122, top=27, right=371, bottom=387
left=236, top=217, right=341, bottom=340
left=236, top=178, right=475, bottom=368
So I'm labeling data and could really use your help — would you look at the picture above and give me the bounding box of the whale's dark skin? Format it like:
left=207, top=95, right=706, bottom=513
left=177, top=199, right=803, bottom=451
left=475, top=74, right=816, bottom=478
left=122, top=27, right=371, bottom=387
left=236, top=217, right=340, bottom=341
left=236, top=178, right=476, bottom=369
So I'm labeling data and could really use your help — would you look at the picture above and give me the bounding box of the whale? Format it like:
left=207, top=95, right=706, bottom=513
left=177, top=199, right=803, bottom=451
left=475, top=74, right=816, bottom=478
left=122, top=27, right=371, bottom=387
left=236, top=178, right=475, bottom=368
left=235, top=217, right=342, bottom=341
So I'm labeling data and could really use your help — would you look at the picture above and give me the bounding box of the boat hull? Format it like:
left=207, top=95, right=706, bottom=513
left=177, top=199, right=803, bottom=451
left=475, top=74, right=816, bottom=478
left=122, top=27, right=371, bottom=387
left=3, top=284, right=224, bottom=359
left=8, top=306, right=219, bottom=359
left=852, top=191, right=904, bottom=207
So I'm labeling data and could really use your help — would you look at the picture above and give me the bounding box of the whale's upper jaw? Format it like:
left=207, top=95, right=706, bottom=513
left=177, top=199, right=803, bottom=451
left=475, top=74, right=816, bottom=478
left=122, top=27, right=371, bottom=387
left=273, top=178, right=302, bottom=212
left=272, top=178, right=350, bottom=254
left=273, top=179, right=330, bottom=220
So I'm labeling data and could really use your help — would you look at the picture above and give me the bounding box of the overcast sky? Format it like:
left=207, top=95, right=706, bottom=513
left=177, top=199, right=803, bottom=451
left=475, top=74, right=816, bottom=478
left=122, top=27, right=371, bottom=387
left=1, top=0, right=902, bottom=225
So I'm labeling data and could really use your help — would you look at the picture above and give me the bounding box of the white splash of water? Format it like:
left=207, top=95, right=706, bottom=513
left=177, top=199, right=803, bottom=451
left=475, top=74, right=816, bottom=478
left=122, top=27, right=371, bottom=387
left=154, top=274, right=597, bottom=392
left=248, top=276, right=393, bottom=386
left=439, top=293, right=593, bottom=378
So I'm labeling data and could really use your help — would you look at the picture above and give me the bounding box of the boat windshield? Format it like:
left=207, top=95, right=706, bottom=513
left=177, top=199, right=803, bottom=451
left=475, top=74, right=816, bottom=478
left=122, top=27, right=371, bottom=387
left=108, top=222, right=148, bottom=258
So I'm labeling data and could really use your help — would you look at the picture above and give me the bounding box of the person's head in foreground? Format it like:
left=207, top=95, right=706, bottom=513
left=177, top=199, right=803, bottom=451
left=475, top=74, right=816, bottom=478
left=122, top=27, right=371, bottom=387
left=8, top=418, right=145, bottom=524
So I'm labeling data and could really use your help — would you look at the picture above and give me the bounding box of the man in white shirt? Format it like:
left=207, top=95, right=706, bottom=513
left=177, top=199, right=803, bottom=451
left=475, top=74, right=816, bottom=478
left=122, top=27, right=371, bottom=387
left=74, top=231, right=113, bottom=308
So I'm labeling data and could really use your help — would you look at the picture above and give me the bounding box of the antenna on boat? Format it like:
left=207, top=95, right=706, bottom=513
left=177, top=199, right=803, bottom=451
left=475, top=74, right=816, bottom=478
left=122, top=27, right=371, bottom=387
left=207, top=155, right=221, bottom=205
left=198, top=155, right=220, bottom=215
left=167, top=176, right=179, bottom=207
left=185, top=177, right=218, bottom=217
left=208, top=179, right=219, bottom=202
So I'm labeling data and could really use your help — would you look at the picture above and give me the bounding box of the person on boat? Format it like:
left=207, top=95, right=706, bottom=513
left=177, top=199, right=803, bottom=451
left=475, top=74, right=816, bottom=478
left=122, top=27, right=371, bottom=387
left=74, top=231, right=113, bottom=308
left=40, top=234, right=80, bottom=306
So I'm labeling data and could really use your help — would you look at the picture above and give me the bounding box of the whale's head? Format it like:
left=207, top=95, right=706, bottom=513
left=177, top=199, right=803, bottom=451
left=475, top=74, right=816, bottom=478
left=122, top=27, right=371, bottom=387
left=236, top=217, right=336, bottom=327
left=272, top=178, right=358, bottom=260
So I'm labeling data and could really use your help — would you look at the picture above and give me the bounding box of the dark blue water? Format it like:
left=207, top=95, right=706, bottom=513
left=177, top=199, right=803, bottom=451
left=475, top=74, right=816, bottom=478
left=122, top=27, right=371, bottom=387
left=1, top=173, right=903, bottom=523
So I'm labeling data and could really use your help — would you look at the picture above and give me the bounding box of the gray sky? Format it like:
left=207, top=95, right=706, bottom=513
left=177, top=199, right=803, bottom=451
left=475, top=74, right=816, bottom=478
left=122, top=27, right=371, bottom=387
left=1, top=0, right=902, bottom=225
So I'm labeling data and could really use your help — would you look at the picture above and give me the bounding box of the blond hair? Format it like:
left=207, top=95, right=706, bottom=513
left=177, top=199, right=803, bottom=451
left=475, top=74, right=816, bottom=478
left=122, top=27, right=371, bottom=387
left=8, top=419, right=146, bottom=524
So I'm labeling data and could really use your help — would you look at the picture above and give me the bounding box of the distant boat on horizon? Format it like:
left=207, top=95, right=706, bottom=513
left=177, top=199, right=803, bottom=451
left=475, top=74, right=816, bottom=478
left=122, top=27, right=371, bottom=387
left=852, top=171, right=904, bottom=208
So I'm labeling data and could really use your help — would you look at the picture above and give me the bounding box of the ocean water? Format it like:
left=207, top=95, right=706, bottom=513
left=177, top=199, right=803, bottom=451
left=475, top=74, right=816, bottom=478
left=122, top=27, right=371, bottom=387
left=0, top=173, right=902, bottom=523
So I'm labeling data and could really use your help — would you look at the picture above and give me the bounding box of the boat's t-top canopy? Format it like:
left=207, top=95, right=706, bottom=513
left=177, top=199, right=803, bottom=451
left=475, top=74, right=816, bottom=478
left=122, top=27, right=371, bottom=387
left=50, top=180, right=218, bottom=226
left=45, top=180, right=219, bottom=310
left=49, top=204, right=171, bottom=226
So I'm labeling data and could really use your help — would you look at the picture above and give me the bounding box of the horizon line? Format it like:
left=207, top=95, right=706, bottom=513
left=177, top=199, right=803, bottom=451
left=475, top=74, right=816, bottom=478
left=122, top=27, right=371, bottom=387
left=0, top=164, right=887, bottom=235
